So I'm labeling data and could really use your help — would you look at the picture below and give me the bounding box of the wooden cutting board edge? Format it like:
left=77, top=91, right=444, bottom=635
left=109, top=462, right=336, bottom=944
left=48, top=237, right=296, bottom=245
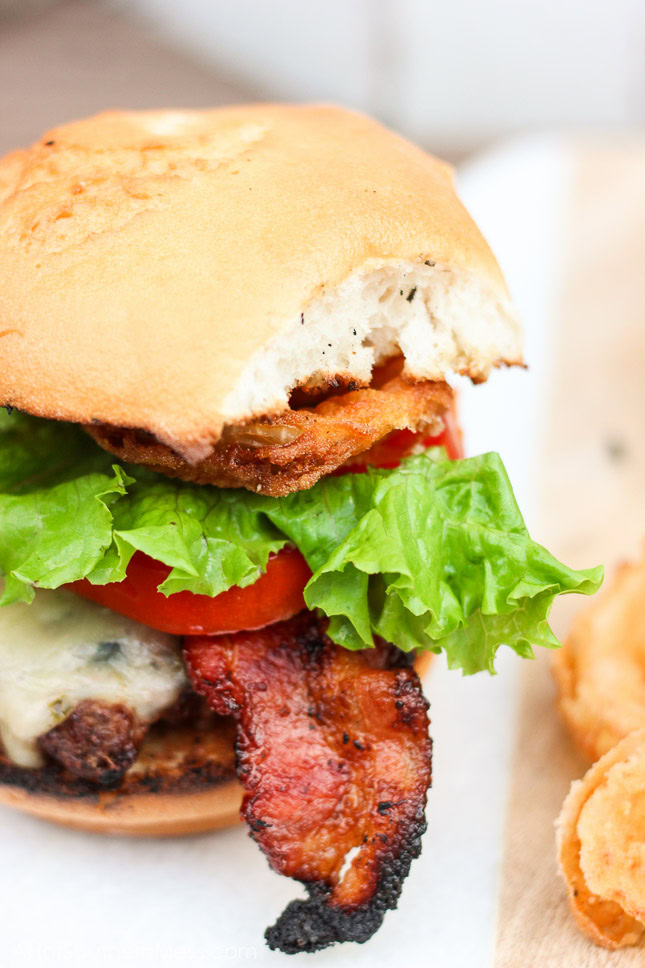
left=493, top=141, right=645, bottom=967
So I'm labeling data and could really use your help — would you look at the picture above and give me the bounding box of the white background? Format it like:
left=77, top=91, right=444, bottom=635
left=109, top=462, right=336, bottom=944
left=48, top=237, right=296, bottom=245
left=119, top=0, right=645, bottom=154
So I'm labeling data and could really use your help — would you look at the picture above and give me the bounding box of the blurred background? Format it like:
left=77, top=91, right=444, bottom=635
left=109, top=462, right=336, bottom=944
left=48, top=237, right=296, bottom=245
left=1, top=0, right=644, bottom=159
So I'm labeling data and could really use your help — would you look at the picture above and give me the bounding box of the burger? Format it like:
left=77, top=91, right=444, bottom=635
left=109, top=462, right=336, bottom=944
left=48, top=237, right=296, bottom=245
left=0, top=105, right=601, bottom=953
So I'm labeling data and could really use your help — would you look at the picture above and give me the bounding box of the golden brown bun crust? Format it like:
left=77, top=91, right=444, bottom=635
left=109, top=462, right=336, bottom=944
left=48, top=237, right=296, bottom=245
left=0, top=105, right=518, bottom=459
left=0, top=651, right=432, bottom=836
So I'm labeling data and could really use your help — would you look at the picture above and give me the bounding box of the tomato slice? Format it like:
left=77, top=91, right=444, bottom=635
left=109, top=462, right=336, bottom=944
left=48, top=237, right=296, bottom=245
left=429, top=402, right=464, bottom=460
left=338, top=399, right=463, bottom=473
left=68, top=404, right=463, bottom=636
left=69, top=546, right=312, bottom=636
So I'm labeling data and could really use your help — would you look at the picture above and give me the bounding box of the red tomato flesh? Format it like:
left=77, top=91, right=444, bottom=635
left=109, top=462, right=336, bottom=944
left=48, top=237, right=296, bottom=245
left=68, top=406, right=462, bottom=635
left=337, top=399, right=463, bottom=473
left=69, top=546, right=312, bottom=636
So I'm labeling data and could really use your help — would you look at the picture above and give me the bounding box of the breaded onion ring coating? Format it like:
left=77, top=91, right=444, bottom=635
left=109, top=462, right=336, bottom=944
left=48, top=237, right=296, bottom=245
left=85, top=375, right=452, bottom=496
left=553, top=555, right=645, bottom=762
left=557, top=729, right=645, bottom=949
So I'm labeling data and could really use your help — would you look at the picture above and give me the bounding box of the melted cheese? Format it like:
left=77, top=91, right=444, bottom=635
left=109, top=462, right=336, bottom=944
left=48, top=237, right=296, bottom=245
left=0, top=588, right=187, bottom=767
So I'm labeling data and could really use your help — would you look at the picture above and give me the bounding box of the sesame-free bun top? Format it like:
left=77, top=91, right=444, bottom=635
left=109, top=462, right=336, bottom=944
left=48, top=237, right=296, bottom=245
left=0, top=105, right=521, bottom=460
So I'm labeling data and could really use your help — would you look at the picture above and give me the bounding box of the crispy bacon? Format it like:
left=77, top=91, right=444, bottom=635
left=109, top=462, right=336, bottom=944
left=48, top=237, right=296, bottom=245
left=184, top=613, right=432, bottom=953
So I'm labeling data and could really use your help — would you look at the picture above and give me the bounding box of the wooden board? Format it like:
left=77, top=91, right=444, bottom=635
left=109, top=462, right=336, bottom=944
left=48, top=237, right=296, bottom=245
left=494, top=141, right=645, bottom=966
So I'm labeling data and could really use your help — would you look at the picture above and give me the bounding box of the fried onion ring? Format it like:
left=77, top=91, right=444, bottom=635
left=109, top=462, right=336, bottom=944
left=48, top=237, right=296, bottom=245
left=553, top=555, right=645, bottom=762
left=85, top=375, right=452, bottom=496
left=184, top=613, right=432, bottom=953
left=557, top=729, right=645, bottom=949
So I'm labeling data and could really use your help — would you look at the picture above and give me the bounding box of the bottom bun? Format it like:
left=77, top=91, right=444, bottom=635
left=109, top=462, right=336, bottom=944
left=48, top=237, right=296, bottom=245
left=0, top=651, right=432, bottom=836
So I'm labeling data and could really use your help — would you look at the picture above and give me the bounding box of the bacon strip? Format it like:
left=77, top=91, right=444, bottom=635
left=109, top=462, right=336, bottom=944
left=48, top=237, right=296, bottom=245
left=184, top=614, right=432, bottom=953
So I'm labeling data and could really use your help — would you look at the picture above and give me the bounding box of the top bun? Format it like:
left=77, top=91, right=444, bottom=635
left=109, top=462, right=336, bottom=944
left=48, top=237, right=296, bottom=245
left=0, top=105, right=521, bottom=460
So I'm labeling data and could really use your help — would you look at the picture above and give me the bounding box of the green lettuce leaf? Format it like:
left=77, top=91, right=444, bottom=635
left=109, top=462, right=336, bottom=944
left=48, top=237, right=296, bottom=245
left=0, top=410, right=602, bottom=673
left=259, top=454, right=601, bottom=671
left=0, top=410, right=130, bottom=604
